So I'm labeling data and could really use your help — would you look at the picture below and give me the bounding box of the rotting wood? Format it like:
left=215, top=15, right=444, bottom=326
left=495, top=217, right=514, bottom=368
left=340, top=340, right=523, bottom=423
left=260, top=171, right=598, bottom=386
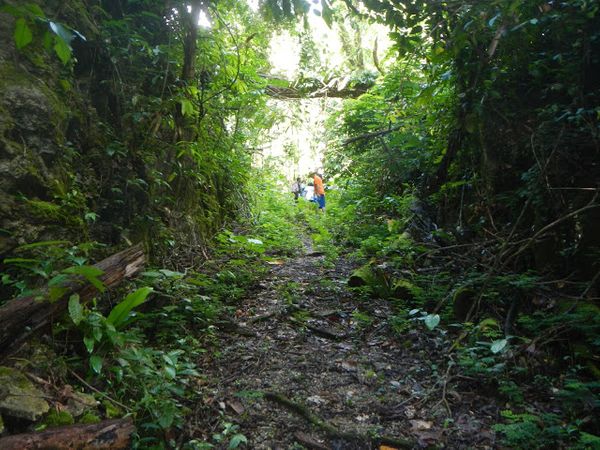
left=0, top=244, right=145, bottom=359
left=0, top=418, right=135, bottom=449
left=263, top=392, right=413, bottom=449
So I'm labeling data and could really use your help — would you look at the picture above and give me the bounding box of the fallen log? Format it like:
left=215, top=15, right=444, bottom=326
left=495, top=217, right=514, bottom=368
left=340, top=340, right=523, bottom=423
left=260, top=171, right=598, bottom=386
left=0, top=418, right=135, bottom=449
left=0, top=244, right=145, bottom=359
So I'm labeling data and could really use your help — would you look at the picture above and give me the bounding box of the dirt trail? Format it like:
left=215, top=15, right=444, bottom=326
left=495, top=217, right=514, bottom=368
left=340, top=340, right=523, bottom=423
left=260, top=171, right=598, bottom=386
left=190, top=239, right=498, bottom=449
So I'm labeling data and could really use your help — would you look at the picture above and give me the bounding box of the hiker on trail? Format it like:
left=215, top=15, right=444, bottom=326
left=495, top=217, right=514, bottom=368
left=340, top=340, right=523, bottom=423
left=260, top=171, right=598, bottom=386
left=291, top=177, right=303, bottom=202
left=313, top=172, right=325, bottom=212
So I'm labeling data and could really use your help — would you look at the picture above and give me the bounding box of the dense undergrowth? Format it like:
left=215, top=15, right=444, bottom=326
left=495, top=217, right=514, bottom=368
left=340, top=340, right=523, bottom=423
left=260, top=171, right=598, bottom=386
left=314, top=182, right=600, bottom=448
left=1, top=170, right=308, bottom=448
left=311, top=1, right=600, bottom=448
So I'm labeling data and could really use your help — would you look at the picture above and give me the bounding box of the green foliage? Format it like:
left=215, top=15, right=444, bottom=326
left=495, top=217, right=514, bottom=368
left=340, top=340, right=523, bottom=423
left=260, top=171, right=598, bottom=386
left=14, top=17, right=33, bottom=49
left=351, top=309, right=373, bottom=328
left=491, top=406, right=600, bottom=450
left=2, top=3, right=83, bottom=64
left=106, top=287, right=153, bottom=329
left=1, top=241, right=99, bottom=300
left=63, top=266, right=105, bottom=293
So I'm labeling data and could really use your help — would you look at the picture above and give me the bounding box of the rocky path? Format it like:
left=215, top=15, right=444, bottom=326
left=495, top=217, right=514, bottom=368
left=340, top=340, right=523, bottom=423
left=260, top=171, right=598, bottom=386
left=188, top=239, right=498, bottom=449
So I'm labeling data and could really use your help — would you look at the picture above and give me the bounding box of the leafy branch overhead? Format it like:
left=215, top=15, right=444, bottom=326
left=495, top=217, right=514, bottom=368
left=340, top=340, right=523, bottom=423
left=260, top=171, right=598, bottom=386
left=3, top=3, right=86, bottom=64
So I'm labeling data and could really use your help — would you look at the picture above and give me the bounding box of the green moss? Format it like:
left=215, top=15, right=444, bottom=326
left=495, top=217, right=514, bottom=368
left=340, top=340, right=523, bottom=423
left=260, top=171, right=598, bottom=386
left=79, top=411, right=101, bottom=424
left=102, top=400, right=122, bottom=419
left=0, top=366, right=50, bottom=421
left=26, top=199, right=63, bottom=222
left=44, top=409, right=74, bottom=427
left=0, top=366, right=31, bottom=389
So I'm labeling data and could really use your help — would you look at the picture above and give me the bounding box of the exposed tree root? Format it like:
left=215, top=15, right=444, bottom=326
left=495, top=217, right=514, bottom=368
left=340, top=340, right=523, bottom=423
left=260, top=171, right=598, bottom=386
left=263, top=392, right=414, bottom=449
left=288, top=317, right=347, bottom=340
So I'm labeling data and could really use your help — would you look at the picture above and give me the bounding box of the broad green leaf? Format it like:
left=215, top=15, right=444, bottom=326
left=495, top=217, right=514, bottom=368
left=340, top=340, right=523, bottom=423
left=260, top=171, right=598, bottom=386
left=181, top=99, right=194, bottom=116
left=49, top=286, right=69, bottom=302
left=159, top=269, right=184, bottom=278
left=42, top=30, right=53, bottom=49
left=228, top=434, right=248, bottom=449
left=106, top=287, right=153, bottom=328
left=92, top=325, right=103, bottom=342
left=53, top=35, right=71, bottom=64
left=83, top=335, right=95, bottom=353
left=68, top=294, right=83, bottom=325
left=14, top=18, right=33, bottom=49
left=71, top=256, right=87, bottom=266
left=478, top=318, right=499, bottom=330
left=491, top=339, right=508, bottom=354
left=164, top=365, right=176, bottom=379
left=63, top=265, right=105, bottom=292
left=24, top=3, right=46, bottom=17
left=424, top=314, right=440, bottom=330
left=141, top=270, right=163, bottom=278
left=89, top=355, right=102, bottom=374
left=157, top=403, right=176, bottom=428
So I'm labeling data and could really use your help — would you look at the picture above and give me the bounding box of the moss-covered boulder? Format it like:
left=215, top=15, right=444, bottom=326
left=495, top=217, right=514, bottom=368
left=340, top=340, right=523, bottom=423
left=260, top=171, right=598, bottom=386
left=65, top=391, right=98, bottom=418
left=0, top=366, right=49, bottom=421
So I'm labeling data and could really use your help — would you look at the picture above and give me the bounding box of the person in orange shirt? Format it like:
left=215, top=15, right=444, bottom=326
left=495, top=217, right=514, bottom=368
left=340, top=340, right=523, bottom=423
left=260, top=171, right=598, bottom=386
left=313, top=172, right=325, bottom=211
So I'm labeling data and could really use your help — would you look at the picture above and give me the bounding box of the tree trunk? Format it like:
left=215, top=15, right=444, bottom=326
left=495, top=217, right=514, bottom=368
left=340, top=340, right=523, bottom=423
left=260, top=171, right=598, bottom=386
left=181, top=0, right=203, bottom=82
left=0, top=244, right=145, bottom=359
left=0, top=418, right=135, bottom=449
left=174, top=0, right=204, bottom=142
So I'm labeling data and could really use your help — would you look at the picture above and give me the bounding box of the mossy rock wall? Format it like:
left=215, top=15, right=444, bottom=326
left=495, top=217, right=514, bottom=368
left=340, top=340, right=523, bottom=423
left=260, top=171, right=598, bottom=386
left=0, top=0, right=237, bottom=275
left=0, top=1, right=104, bottom=255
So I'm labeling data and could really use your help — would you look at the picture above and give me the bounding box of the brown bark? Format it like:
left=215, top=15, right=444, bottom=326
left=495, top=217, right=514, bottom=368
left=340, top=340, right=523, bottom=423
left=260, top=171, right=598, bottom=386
left=0, top=244, right=145, bottom=359
left=181, top=0, right=203, bottom=82
left=0, top=418, right=135, bottom=450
